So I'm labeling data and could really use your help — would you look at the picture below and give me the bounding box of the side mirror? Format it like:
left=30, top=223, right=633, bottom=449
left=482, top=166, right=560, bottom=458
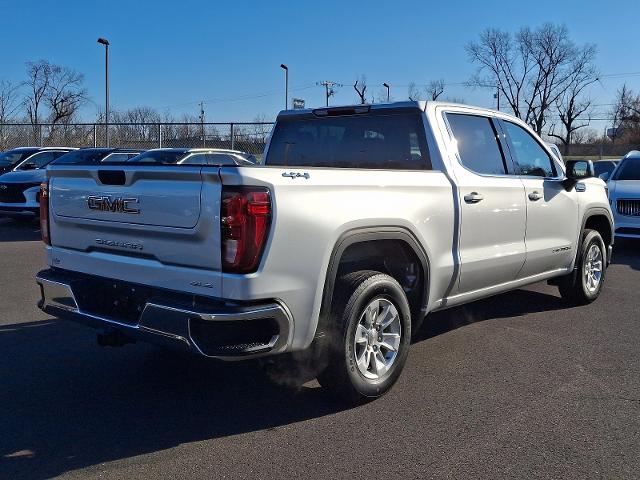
left=598, top=172, right=610, bottom=181
left=563, top=160, right=594, bottom=191
left=565, top=160, right=594, bottom=180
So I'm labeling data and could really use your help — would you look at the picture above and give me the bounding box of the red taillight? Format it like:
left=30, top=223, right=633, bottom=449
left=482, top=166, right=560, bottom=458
left=221, top=187, right=271, bottom=273
left=39, top=181, right=51, bottom=245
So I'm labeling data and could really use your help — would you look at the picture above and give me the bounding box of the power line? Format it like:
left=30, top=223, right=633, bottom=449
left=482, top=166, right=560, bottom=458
left=316, top=81, right=343, bottom=107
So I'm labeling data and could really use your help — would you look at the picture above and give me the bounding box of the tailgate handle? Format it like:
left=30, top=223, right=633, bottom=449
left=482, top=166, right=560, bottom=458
left=98, top=170, right=126, bottom=186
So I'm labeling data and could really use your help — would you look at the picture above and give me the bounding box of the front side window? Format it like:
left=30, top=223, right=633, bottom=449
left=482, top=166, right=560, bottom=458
left=446, top=113, right=507, bottom=175
left=503, top=121, right=556, bottom=178
left=53, top=150, right=110, bottom=165
left=266, top=112, right=430, bottom=170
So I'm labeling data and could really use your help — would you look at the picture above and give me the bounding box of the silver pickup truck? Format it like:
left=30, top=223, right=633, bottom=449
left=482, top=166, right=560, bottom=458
left=36, top=101, right=613, bottom=402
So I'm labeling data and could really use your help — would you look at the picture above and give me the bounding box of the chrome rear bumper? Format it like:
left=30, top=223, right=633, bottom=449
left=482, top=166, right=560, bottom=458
left=36, top=269, right=293, bottom=360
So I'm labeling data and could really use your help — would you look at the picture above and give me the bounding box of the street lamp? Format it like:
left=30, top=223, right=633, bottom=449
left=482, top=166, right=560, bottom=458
left=97, top=37, right=110, bottom=147
left=383, top=83, right=390, bottom=102
left=280, top=64, right=288, bottom=110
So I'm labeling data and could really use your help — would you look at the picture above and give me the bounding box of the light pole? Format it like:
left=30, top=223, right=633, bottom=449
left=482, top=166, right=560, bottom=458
left=280, top=64, right=288, bottom=110
left=383, top=83, right=390, bottom=102
left=97, top=38, right=110, bottom=147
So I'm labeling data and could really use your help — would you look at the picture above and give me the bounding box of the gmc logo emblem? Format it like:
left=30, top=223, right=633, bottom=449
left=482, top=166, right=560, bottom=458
left=87, top=195, right=140, bottom=214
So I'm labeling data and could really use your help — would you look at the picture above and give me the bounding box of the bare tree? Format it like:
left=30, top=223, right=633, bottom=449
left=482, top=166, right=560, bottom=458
left=407, top=82, right=422, bottom=101
left=466, top=28, right=532, bottom=120
left=609, top=84, right=640, bottom=144
left=548, top=45, right=598, bottom=154
left=0, top=80, right=20, bottom=123
left=427, top=79, right=445, bottom=100
left=46, top=65, right=88, bottom=125
left=0, top=80, right=20, bottom=149
left=353, top=75, right=367, bottom=104
left=23, top=60, right=53, bottom=128
left=467, top=23, right=591, bottom=135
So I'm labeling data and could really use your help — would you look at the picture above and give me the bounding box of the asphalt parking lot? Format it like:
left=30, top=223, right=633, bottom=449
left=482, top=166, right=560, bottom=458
left=0, top=218, right=638, bottom=480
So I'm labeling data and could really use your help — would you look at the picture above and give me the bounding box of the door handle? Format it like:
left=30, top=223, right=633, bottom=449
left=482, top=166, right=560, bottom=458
left=528, top=191, right=543, bottom=201
left=464, top=192, right=484, bottom=204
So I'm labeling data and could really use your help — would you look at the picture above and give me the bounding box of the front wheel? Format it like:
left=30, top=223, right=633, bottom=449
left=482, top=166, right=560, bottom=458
left=558, top=229, right=607, bottom=305
left=317, top=270, right=412, bottom=403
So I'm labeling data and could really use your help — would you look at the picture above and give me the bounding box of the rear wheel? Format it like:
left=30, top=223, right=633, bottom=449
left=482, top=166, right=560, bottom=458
left=317, top=270, right=411, bottom=403
left=558, top=229, right=606, bottom=305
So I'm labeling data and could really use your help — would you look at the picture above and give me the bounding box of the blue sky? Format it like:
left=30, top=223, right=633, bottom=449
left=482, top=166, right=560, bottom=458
left=1, top=0, right=639, bottom=129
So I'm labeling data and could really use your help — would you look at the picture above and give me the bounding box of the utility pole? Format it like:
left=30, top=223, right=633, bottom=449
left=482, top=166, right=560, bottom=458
left=494, top=87, right=500, bottom=110
left=199, top=101, right=205, bottom=147
left=317, top=81, right=341, bottom=107
left=97, top=38, right=110, bottom=146
left=280, top=64, right=289, bottom=110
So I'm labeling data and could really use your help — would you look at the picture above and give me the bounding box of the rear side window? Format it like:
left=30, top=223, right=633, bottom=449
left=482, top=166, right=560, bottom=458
left=102, top=152, right=132, bottom=163
left=502, top=121, right=556, bottom=178
left=446, top=113, right=507, bottom=175
left=54, top=150, right=110, bottom=165
left=128, top=150, right=189, bottom=164
left=265, top=112, right=431, bottom=170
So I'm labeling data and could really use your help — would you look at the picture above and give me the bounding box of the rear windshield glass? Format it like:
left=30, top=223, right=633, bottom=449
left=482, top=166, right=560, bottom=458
left=127, top=150, right=189, bottom=164
left=52, top=150, right=111, bottom=165
left=266, top=112, right=431, bottom=169
left=614, top=157, right=640, bottom=180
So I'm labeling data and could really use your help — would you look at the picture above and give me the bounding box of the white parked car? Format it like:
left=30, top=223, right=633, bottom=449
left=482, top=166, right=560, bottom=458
left=607, top=151, right=640, bottom=238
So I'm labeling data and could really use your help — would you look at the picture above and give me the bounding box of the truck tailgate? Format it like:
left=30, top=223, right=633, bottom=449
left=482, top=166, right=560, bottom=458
left=47, top=165, right=223, bottom=279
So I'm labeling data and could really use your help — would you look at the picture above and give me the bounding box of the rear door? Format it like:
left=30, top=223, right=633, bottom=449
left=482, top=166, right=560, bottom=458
left=444, top=112, right=527, bottom=294
left=48, top=164, right=223, bottom=274
left=499, top=120, right=579, bottom=277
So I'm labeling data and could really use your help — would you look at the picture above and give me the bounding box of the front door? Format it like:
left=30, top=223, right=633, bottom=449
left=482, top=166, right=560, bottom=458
left=500, top=120, right=579, bottom=277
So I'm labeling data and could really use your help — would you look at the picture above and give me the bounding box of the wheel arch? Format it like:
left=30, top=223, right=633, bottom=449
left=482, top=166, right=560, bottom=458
left=317, top=227, right=431, bottom=338
left=581, top=208, right=614, bottom=262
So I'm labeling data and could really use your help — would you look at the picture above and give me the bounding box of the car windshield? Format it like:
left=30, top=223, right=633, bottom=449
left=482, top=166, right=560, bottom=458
left=613, top=157, right=640, bottom=180
left=0, top=150, right=37, bottom=167
left=52, top=150, right=111, bottom=165
left=127, top=150, right=189, bottom=164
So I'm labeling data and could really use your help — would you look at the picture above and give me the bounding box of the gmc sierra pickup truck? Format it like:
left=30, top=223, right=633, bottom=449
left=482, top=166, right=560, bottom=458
left=36, top=101, right=614, bottom=402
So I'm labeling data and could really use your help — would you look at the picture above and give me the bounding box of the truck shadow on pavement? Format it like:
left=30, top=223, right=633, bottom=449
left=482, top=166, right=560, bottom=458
left=0, top=219, right=41, bottom=242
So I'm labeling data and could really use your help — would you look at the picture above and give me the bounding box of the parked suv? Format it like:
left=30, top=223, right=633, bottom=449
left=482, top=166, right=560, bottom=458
left=607, top=151, right=640, bottom=238
left=36, top=102, right=613, bottom=401
left=0, top=148, right=140, bottom=219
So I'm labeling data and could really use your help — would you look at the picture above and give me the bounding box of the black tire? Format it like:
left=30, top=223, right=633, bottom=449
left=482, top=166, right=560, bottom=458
left=317, top=270, right=412, bottom=403
left=558, top=229, right=607, bottom=305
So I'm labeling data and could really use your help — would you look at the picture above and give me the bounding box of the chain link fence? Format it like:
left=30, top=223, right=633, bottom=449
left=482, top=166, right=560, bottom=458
left=0, top=122, right=274, bottom=156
